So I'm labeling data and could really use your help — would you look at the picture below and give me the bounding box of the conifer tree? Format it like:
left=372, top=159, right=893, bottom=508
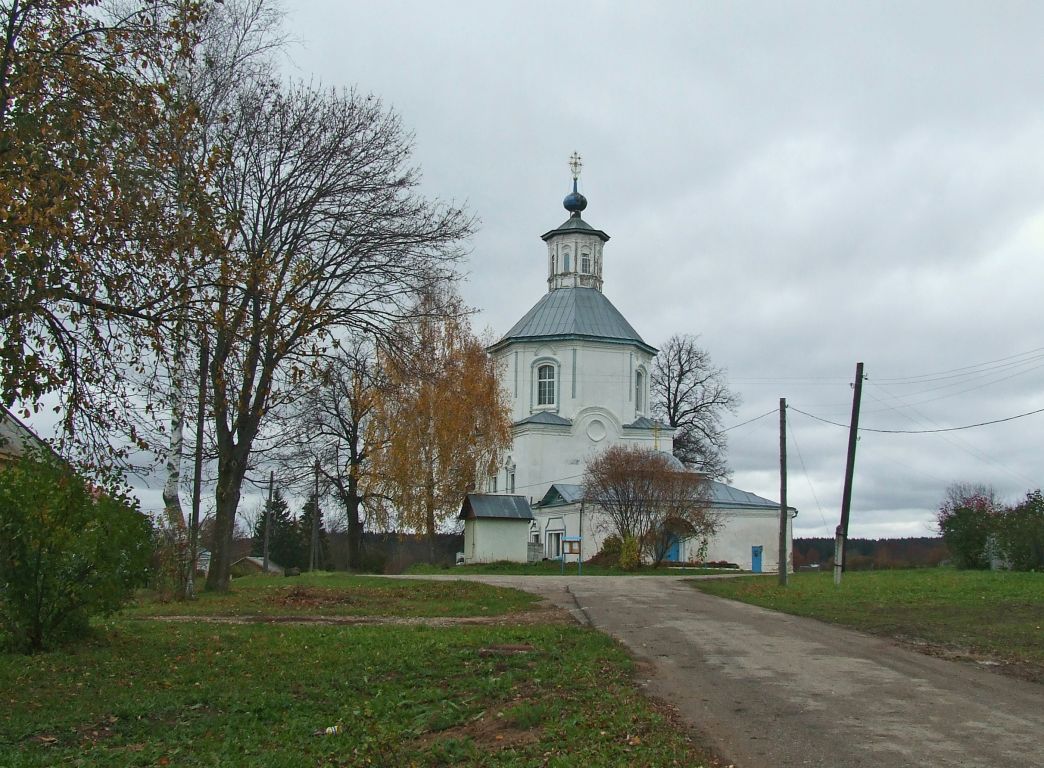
left=251, top=489, right=299, bottom=570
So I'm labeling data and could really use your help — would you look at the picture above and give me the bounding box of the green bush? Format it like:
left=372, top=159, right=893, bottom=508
left=995, top=490, right=1044, bottom=571
left=0, top=451, right=152, bottom=653
left=618, top=536, right=641, bottom=571
left=938, top=497, right=994, bottom=570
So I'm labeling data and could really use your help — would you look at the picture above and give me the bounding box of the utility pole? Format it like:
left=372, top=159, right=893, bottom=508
left=262, top=470, right=273, bottom=573
left=310, top=457, right=320, bottom=571
left=186, top=332, right=208, bottom=600
left=778, top=397, right=789, bottom=586
left=835, top=361, right=865, bottom=586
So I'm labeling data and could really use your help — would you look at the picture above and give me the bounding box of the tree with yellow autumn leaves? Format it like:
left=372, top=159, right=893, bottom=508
left=368, top=292, right=512, bottom=562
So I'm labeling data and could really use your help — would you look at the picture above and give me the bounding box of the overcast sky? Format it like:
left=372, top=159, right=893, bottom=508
left=33, top=2, right=1038, bottom=537
left=268, top=0, right=1044, bottom=539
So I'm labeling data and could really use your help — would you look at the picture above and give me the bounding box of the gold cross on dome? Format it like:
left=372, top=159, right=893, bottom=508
left=569, top=151, right=583, bottom=181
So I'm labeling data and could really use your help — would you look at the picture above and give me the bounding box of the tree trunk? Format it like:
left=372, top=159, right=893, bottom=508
left=343, top=475, right=363, bottom=570
left=205, top=441, right=249, bottom=592
left=425, top=478, right=436, bottom=564
left=161, top=325, right=188, bottom=532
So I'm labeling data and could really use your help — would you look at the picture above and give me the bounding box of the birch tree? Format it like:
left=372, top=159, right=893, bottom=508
left=145, top=0, right=284, bottom=532
left=369, top=294, right=512, bottom=562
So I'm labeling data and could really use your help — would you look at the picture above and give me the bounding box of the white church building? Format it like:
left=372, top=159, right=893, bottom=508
left=475, top=159, right=795, bottom=572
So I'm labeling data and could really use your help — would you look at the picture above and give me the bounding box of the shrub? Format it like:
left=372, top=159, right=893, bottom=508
left=587, top=534, right=622, bottom=566
left=618, top=536, right=641, bottom=571
left=995, top=491, right=1044, bottom=571
left=599, top=534, right=622, bottom=559
left=937, top=485, right=997, bottom=570
left=0, top=451, right=152, bottom=653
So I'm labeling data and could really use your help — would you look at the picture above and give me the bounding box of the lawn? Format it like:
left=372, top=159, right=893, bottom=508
left=692, top=569, right=1044, bottom=680
left=406, top=560, right=732, bottom=577
left=123, top=572, right=540, bottom=618
left=2, top=575, right=720, bottom=767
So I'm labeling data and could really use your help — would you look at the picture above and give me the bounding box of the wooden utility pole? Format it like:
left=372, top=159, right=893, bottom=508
left=310, top=457, right=320, bottom=571
left=835, top=361, right=865, bottom=586
left=262, top=470, right=273, bottom=573
left=778, top=397, right=789, bottom=586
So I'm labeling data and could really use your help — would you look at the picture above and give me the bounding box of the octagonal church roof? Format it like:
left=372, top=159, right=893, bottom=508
left=488, top=286, right=657, bottom=354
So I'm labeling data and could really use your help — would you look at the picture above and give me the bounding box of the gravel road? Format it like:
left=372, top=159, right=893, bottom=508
left=403, top=575, right=1044, bottom=767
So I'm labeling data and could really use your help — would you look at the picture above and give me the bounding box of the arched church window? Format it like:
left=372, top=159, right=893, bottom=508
left=563, top=253, right=571, bottom=272
left=581, top=251, right=591, bottom=273
left=537, top=364, right=556, bottom=406
left=635, top=370, right=645, bottom=413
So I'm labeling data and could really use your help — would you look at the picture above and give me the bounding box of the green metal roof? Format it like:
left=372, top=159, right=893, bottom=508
left=458, top=493, right=535, bottom=521
left=514, top=412, right=572, bottom=427
left=489, top=287, right=657, bottom=354
left=541, top=214, right=610, bottom=242
left=533, top=479, right=796, bottom=514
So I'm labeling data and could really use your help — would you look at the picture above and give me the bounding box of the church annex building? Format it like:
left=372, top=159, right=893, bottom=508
left=463, top=159, right=796, bottom=572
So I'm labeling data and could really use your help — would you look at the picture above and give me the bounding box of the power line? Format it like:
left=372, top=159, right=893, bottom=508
left=790, top=405, right=1044, bottom=434
left=872, top=346, right=1044, bottom=384
left=721, top=408, right=777, bottom=433
left=786, top=418, right=829, bottom=530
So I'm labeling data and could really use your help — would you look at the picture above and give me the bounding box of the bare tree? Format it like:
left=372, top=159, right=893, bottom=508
left=292, top=337, right=385, bottom=571
left=651, top=334, right=739, bottom=481
left=583, top=444, right=718, bottom=566
left=145, top=0, right=285, bottom=534
left=203, top=82, right=473, bottom=591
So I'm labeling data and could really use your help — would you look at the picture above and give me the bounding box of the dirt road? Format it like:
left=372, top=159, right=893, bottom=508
left=407, top=575, right=1044, bottom=767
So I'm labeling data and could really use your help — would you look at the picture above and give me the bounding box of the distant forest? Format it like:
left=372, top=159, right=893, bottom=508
left=794, top=537, right=949, bottom=570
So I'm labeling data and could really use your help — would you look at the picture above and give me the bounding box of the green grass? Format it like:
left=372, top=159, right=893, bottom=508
left=125, top=572, right=539, bottom=618
left=406, top=559, right=731, bottom=577
left=692, top=569, right=1044, bottom=676
left=1, top=576, right=718, bottom=767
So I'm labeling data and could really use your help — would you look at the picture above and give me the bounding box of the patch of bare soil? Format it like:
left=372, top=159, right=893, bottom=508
left=141, top=606, right=573, bottom=627
left=413, top=713, right=542, bottom=753
left=894, top=635, right=1044, bottom=685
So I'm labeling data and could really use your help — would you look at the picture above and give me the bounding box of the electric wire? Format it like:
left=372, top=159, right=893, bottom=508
left=872, top=346, right=1044, bottom=384
left=721, top=408, right=777, bottom=433
left=786, top=417, right=829, bottom=530
left=789, top=404, right=1044, bottom=434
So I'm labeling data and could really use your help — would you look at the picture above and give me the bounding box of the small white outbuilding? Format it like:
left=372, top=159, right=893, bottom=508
left=459, top=494, right=535, bottom=564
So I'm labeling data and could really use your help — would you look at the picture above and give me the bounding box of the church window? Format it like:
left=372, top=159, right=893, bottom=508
left=488, top=475, right=497, bottom=493
left=581, top=251, right=591, bottom=273
left=537, top=364, right=556, bottom=405
left=563, top=253, right=571, bottom=272
left=507, top=467, right=515, bottom=493
left=635, top=370, right=645, bottom=413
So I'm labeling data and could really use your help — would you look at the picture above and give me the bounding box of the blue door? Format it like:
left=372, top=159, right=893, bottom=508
left=665, top=536, right=681, bottom=563
left=751, top=546, right=763, bottom=573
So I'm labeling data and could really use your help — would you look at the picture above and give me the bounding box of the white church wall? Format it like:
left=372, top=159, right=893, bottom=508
left=498, top=339, right=667, bottom=506
left=497, top=339, right=655, bottom=425
left=688, top=510, right=794, bottom=573
left=534, top=504, right=794, bottom=571
left=534, top=505, right=610, bottom=562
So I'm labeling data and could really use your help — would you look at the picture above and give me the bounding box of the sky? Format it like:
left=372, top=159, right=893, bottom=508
left=267, top=0, right=1044, bottom=539
left=22, top=2, right=1040, bottom=538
